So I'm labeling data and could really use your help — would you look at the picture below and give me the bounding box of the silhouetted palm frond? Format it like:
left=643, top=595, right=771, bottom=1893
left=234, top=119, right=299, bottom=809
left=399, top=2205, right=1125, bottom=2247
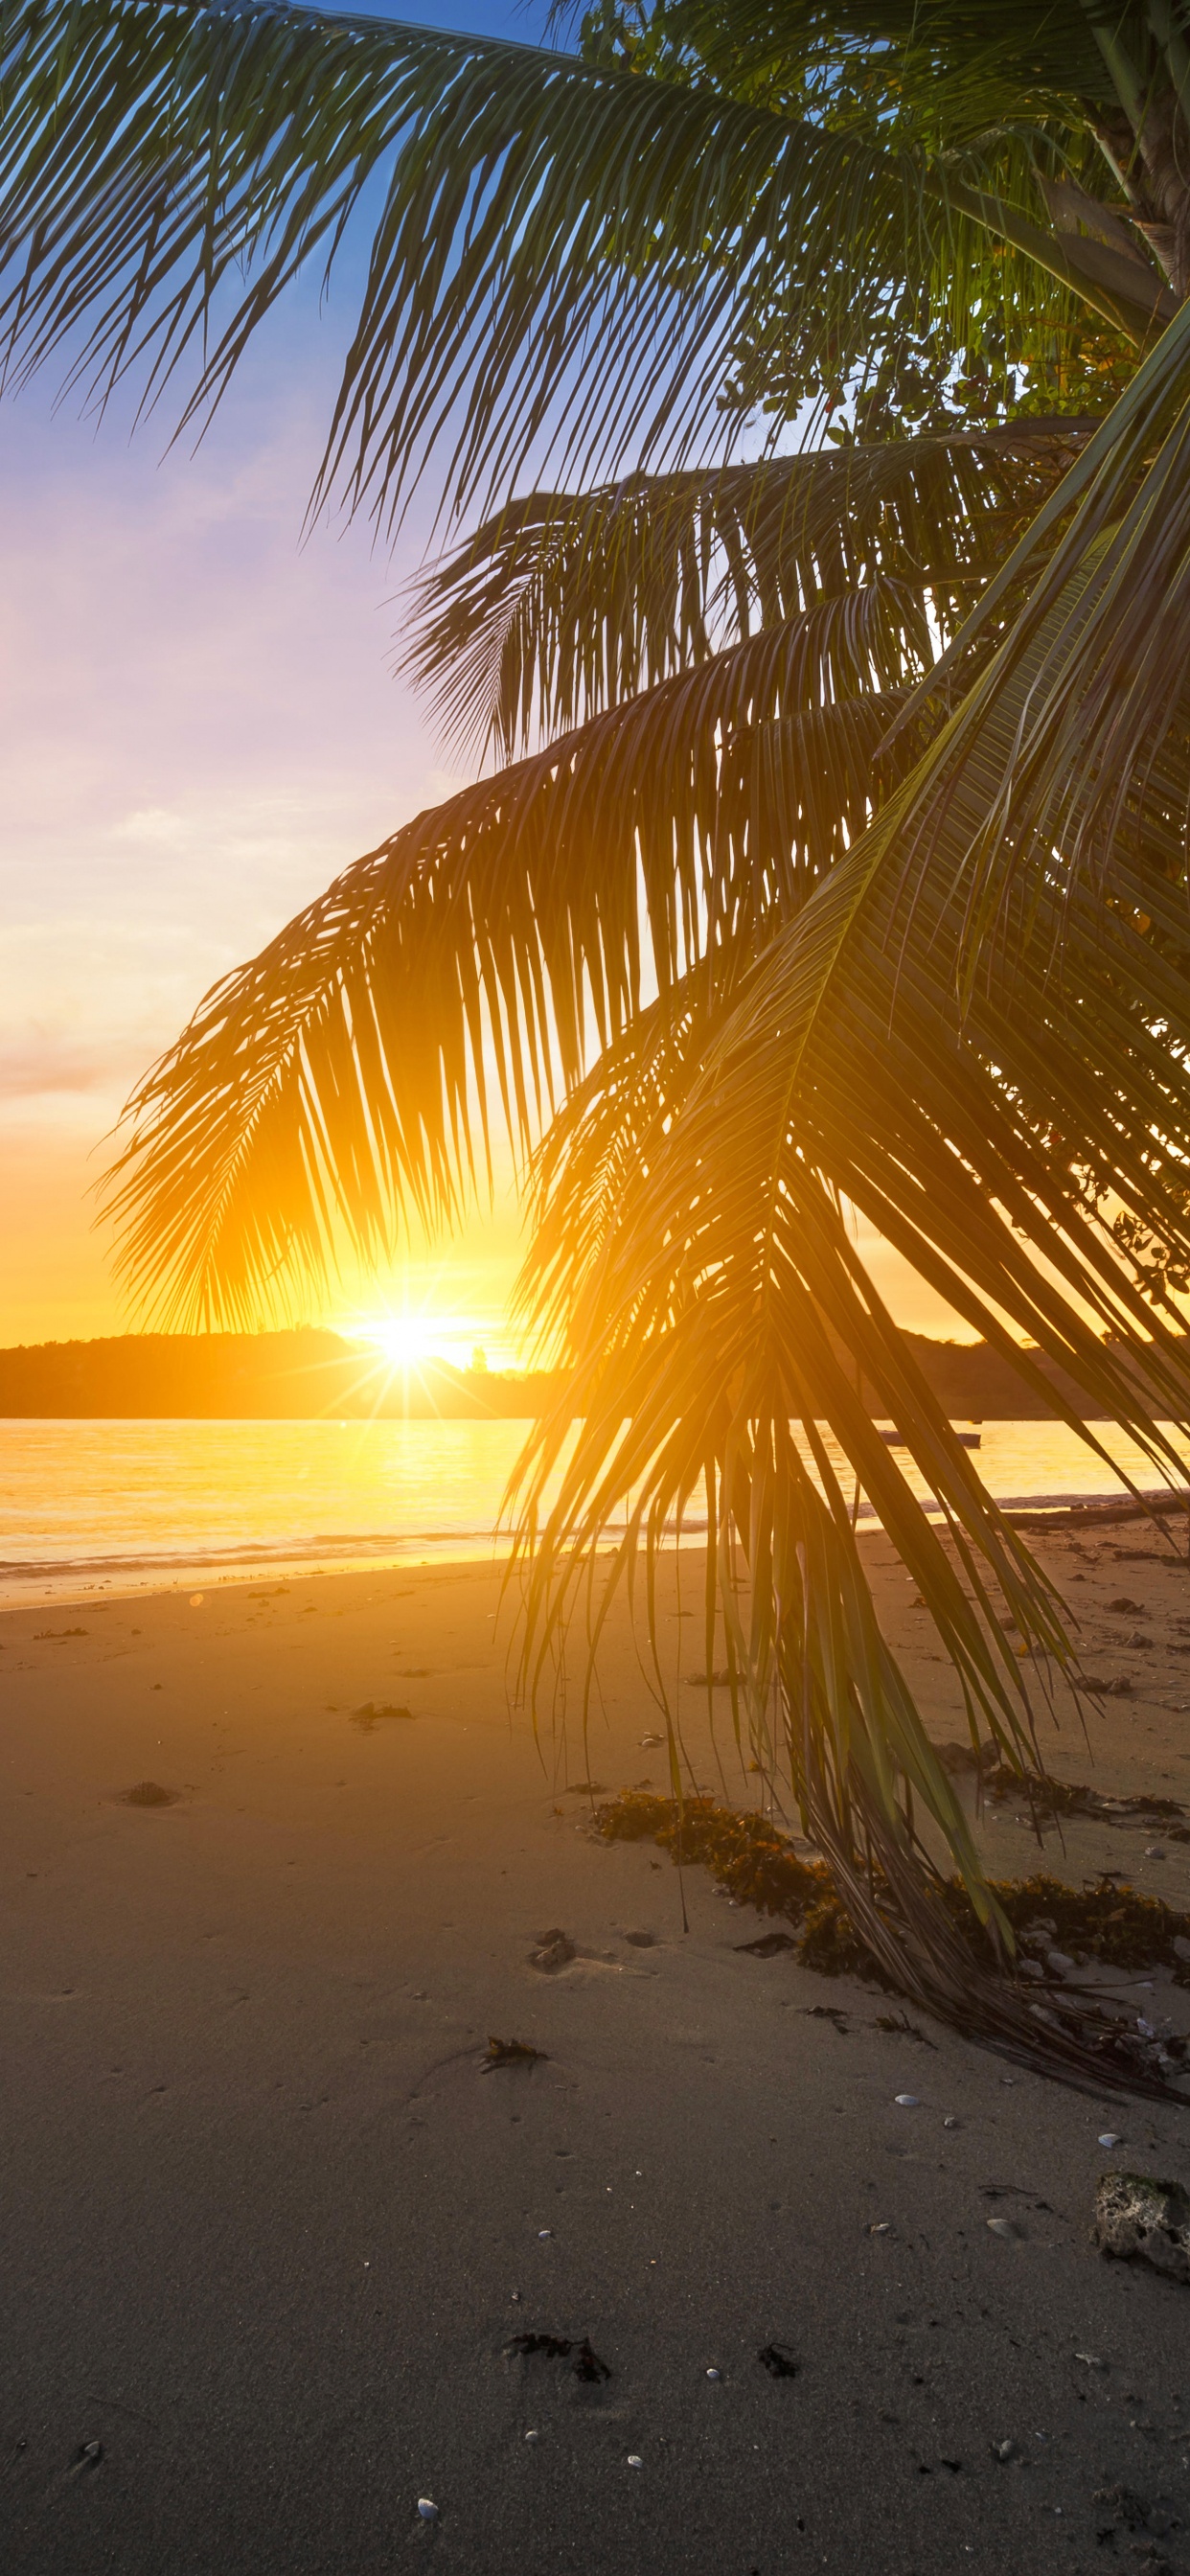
left=18, top=0, right=1190, bottom=2079
left=0, top=0, right=1171, bottom=533
left=405, top=424, right=1090, bottom=754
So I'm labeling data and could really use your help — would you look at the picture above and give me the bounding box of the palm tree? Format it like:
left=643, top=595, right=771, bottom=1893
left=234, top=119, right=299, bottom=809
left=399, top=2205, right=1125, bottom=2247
left=8, top=0, right=1190, bottom=2077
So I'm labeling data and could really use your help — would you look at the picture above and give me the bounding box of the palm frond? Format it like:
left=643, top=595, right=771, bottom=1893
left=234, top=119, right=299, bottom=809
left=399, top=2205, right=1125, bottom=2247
left=106, top=592, right=929, bottom=1323
left=504, top=318, right=1190, bottom=2064
left=0, top=0, right=1164, bottom=532
left=404, top=422, right=1090, bottom=757
left=606, top=1, right=1115, bottom=119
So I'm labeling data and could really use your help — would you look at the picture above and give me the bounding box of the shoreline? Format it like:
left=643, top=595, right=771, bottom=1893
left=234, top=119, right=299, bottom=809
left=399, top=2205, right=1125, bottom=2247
left=5, top=1482, right=1190, bottom=1609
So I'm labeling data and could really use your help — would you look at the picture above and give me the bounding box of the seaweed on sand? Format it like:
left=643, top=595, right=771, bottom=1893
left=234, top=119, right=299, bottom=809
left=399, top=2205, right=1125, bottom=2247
left=593, top=1792, right=1190, bottom=2096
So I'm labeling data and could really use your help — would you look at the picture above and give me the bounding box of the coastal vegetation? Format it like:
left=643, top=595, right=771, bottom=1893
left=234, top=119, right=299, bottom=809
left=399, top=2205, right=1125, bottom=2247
left=8, top=0, right=1190, bottom=2065
left=0, top=1326, right=1156, bottom=1419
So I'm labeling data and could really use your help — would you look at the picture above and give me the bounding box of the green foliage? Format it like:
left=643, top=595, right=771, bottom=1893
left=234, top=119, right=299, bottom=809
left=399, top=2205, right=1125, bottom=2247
left=577, top=0, right=1158, bottom=434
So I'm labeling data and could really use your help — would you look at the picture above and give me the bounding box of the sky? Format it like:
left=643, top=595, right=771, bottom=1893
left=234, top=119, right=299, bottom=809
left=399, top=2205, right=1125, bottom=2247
left=0, top=0, right=971, bottom=1365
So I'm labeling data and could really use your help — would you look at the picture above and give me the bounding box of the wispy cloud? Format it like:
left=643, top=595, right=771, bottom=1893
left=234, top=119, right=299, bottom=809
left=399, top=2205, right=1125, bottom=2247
left=0, top=1034, right=136, bottom=1100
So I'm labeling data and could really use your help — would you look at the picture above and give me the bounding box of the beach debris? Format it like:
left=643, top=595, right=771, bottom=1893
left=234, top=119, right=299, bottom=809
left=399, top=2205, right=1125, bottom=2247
left=485, top=2037, right=546, bottom=2068
left=33, top=1626, right=86, bottom=1640
left=1079, top=1673, right=1133, bottom=1695
left=706, top=2367, right=721, bottom=2380
left=592, top=1789, right=1190, bottom=2078
left=943, top=2115, right=959, bottom=2129
left=68, top=2440, right=103, bottom=2475
left=189, top=1594, right=204, bottom=1607
left=349, top=1701, right=414, bottom=1730
left=416, top=2498, right=439, bottom=2522
left=627, top=2454, right=643, bottom=2470
left=1098, top=2131, right=1124, bottom=2149
left=506, top=2332, right=610, bottom=2382
left=801, top=2004, right=849, bottom=2029
left=757, top=2342, right=799, bottom=2380
left=524, top=2428, right=539, bottom=2444
left=564, top=1782, right=606, bottom=1796
left=986, top=2216, right=1019, bottom=2242
left=537, top=2229, right=553, bottom=2240
left=1093, top=2172, right=1190, bottom=2282
left=991, top=2438, right=1020, bottom=2463
left=123, top=1782, right=177, bottom=1807
left=1147, top=1847, right=1167, bottom=1860
left=686, top=1669, right=732, bottom=1688
left=1074, top=2351, right=1108, bottom=2369
left=978, top=1763, right=1190, bottom=1840
left=530, top=1929, right=576, bottom=1972
left=1107, top=1597, right=1145, bottom=1615
left=639, top=1734, right=664, bottom=1748
left=875, top=2012, right=936, bottom=2047
left=739, top=1932, right=798, bottom=1958
left=868, top=2221, right=891, bottom=2236
left=894, top=2094, right=921, bottom=2108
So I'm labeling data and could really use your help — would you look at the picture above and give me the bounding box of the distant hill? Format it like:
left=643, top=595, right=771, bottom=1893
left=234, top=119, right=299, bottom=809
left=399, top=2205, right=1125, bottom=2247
left=0, top=1329, right=565, bottom=1419
left=0, top=1325, right=1133, bottom=1419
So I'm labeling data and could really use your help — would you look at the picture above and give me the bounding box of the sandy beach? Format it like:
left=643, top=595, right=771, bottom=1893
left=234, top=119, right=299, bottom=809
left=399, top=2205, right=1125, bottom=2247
left=5, top=1523, right=1190, bottom=2573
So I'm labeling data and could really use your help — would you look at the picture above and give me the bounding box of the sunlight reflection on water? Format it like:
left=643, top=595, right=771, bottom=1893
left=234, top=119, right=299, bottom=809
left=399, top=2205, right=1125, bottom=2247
left=1, top=1414, right=1188, bottom=1601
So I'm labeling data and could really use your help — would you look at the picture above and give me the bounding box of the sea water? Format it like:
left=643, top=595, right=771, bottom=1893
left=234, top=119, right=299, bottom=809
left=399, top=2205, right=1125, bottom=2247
left=2, top=1414, right=1189, bottom=1604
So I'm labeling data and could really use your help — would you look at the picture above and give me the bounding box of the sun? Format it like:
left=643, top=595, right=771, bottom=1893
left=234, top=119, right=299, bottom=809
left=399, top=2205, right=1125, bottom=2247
left=358, top=1315, right=444, bottom=1371
left=341, top=1300, right=510, bottom=1373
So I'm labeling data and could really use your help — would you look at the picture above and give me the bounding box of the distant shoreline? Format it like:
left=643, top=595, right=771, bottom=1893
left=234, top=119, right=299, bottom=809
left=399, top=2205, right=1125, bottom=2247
left=0, top=1323, right=1156, bottom=1419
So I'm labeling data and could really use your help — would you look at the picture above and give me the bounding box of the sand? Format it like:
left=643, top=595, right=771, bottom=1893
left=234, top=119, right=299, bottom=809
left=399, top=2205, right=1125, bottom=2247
left=5, top=1527, right=1190, bottom=2573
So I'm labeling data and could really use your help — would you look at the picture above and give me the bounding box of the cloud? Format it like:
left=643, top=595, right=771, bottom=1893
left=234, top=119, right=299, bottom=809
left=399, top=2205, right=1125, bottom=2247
left=0, top=1035, right=135, bottom=1099
left=106, top=806, right=193, bottom=849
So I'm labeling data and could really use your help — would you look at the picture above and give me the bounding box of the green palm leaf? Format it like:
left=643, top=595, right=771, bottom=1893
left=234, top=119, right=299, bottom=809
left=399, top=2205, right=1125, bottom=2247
left=405, top=423, right=1089, bottom=754
left=508, top=318, right=1190, bottom=2057
left=0, top=0, right=1167, bottom=530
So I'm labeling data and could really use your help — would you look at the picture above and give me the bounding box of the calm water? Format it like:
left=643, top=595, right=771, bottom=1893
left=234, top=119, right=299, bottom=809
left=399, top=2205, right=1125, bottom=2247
left=2, top=1415, right=1189, bottom=1603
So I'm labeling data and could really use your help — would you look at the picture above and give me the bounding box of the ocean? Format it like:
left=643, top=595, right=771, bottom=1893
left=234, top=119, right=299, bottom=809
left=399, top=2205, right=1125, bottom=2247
left=3, top=1414, right=1190, bottom=1605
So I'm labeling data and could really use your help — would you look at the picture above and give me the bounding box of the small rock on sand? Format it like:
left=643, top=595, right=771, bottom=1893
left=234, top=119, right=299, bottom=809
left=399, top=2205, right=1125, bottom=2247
left=1092, top=2172, right=1190, bottom=2283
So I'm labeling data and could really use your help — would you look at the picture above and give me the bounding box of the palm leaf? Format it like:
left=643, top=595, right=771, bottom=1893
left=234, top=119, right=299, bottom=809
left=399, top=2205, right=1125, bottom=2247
left=404, top=422, right=1090, bottom=756
left=106, top=587, right=933, bottom=1322
left=0, top=0, right=1166, bottom=532
left=506, top=325, right=1190, bottom=2067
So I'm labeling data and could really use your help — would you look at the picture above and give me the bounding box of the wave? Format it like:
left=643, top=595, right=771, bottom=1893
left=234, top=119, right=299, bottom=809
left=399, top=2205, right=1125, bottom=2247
left=2, top=1483, right=1182, bottom=1589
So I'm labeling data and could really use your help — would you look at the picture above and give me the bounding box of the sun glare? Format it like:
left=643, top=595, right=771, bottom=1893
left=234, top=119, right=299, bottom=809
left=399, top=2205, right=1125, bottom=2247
left=358, top=1316, right=448, bottom=1370
left=343, top=1307, right=513, bottom=1374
